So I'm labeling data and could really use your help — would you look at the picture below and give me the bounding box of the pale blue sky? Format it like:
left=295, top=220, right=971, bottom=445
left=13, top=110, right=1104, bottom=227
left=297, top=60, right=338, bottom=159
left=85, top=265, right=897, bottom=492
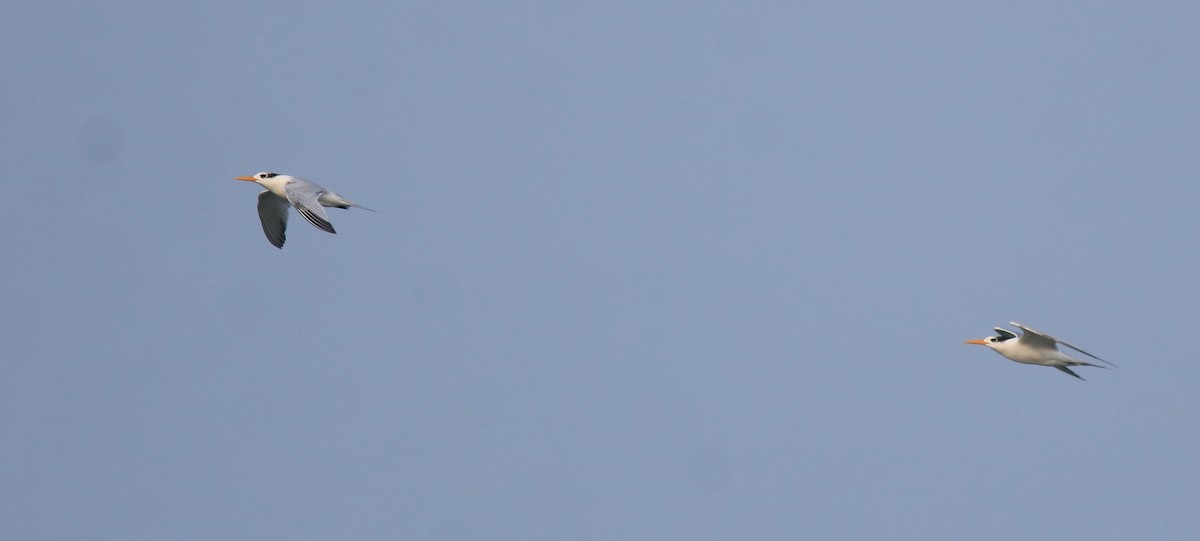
left=3, top=1, right=1200, bottom=539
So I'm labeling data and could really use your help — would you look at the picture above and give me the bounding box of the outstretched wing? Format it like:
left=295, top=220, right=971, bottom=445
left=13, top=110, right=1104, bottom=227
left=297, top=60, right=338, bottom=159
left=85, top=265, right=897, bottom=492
left=1009, top=322, right=1058, bottom=351
left=1011, top=322, right=1116, bottom=367
left=257, top=190, right=289, bottom=248
left=284, top=180, right=336, bottom=235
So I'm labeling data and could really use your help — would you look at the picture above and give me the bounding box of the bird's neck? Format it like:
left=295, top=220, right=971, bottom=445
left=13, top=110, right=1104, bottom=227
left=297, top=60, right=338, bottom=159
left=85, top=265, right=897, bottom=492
left=256, top=177, right=291, bottom=199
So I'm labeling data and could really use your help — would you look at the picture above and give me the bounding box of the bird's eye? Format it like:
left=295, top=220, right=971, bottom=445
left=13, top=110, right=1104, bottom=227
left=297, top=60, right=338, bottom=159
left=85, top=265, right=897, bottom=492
left=262, top=173, right=276, bottom=178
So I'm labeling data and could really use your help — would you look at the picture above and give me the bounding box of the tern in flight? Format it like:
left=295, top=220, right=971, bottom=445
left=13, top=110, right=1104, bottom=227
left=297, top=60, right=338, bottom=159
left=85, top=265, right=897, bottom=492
left=236, top=172, right=373, bottom=248
left=965, top=322, right=1116, bottom=380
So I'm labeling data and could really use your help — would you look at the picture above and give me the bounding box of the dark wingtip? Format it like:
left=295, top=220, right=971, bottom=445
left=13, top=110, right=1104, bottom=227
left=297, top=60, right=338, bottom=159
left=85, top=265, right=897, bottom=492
left=993, top=327, right=1017, bottom=341
left=1055, top=366, right=1085, bottom=380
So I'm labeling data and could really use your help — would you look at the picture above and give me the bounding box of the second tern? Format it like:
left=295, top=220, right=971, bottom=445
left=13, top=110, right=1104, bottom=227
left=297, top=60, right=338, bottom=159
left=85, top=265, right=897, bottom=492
left=235, top=171, right=372, bottom=249
left=965, top=322, right=1116, bottom=380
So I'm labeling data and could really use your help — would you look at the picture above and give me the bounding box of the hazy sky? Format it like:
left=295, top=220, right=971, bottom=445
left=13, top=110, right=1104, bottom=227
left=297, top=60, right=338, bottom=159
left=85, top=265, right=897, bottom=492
left=3, top=1, right=1200, bottom=539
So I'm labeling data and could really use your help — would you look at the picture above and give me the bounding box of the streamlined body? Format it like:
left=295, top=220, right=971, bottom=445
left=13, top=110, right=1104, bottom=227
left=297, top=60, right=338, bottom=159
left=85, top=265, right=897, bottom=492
left=965, top=322, right=1116, bottom=380
left=236, top=172, right=372, bottom=248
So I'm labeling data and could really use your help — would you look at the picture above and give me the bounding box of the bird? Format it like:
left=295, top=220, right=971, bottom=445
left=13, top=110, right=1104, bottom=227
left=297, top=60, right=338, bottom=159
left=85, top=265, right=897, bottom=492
left=965, top=322, right=1116, bottom=380
left=235, top=172, right=372, bottom=248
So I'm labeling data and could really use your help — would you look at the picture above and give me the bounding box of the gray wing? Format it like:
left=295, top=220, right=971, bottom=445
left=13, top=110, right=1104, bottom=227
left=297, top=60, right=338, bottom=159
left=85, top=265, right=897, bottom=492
left=1056, top=339, right=1112, bottom=365
left=1009, top=322, right=1059, bottom=350
left=1010, top=321, right=1115, bottom=366
left=284, top=180, right=336, bottom=234
left=257, top=190, right=289, bottom=249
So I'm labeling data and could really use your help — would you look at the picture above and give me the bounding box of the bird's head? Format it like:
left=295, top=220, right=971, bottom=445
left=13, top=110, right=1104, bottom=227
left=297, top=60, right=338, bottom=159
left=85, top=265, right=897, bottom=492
left=964, top=335, right=1002, bottom=350
left=965, top=326, right=1017, bottom=351
left=235, top=172, right=282, bottom=184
